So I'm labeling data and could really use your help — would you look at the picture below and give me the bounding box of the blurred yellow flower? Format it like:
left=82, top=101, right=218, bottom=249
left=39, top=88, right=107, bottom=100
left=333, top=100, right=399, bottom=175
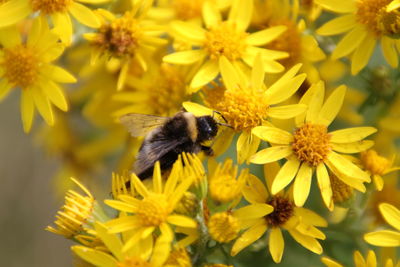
left=0, top=18, right=76, bottom=132
left=164, top=0, right=288, bottom=91
left=250, top=82, right=375, bottom=210
left=322, top=249, right=399, bottom=267
left=316, top=0, right=400, bottom=74
left=365, top=203, right=400, bottom=247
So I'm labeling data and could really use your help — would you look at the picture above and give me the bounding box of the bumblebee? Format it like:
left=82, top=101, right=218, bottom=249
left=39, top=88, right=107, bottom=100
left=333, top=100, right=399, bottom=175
left=120, top=111, right=224, bottom=180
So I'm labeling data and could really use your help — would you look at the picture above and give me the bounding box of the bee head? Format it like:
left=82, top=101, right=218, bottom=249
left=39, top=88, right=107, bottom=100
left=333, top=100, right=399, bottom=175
left=196, top=115, right=218, bottom=142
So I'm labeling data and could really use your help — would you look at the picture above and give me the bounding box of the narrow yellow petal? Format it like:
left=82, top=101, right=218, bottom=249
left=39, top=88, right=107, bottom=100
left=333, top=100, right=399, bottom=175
left=106, top=216, right=141, bottom=233
left=190, top=60, right=219, bottom=89
left=295, top=81, right=324, bottom=126
left=41, top=80, right=68, bottom=112
left=331, top=140, right=374, bottom=153
left=317, top=85, right=346, bottom=126
left=293, top=163, right=313, bottom=207
left=330, top=127, right=377, bottom=143
left=153, top=161, right=162, bottom=194
left=0, top=79, right=13, bottom=101
left=252, top=126, right=293, bottom=144
left=316, top=14, right=356, bottom=36
left=237, top=131, right=261, bottom=164
left=71, top=246, right=118, bottom=267
left=327, top=151, right=370, bottom=181
left=321, top=257, right=344, bottom=267
left=231, top=222, right=267, bottom=256
left=373, top=174, right=384, bottom=191
left=296, top=207, right=328, bottom=227
left=219, top=56, right=240, bottom=91
left=0, top=26, right=21, bottom=48
left=228, top=0, right=253, bottom=31
left=233, top=203, right=273, bottom=219
left=381, top=37, right=398, bottom=68
left=315, top=0, right=356, bottom=13
left=379, top=203, right=400, bottom=231
left=351, top=37, right=376, bottom=75
left=296, top=223, right=325, bottom=239
left=268, top=104, right=307, bottom=120
left=117, top=62, right=129, bottom=90
left=182, top=102, right=213, bottom=116
left=269, top=228, right=284, bottom=263
left=271, top=158, right=301, bottom=194
left=251, top=53, right=265, bottom=90
left=265, top=73, right=306, bottom=105
left=0, top=0, right=31, bottom=28
left=289, top=229, right=323, bottom=254
left=52, top=12, right=73, bottom=44
left=170, top=21, right=206, bottom=45
left=33, top=87, right=54, bottom=126
left=150, top=225, right=172, bottom=266
left=104, top=200, right=136, bottom=213
left=353, top=251, right=366, bottom=267
left=69, top=2, right=100, bottom=28
left=364, top=230, right=400, bottom=247
left=366, top=250, right=377, bottom=267
left=246, top=25, right=287, bottom=46
left=41, top=64, right=77, bottom=83
left=250, top=146, right=293, bottom=164
left=20, top=89, right=35, bottom=133
left=331, top=25, right=367, bottom=60
left=167, top=215, right=197, bottom=228
left=316, top=164, right=333, bottom=210
left=202, top=0, right=221, bottom=28
left=387, top=0, right=400, bottom=11
left=94, top=222, right=123, bottom=262
left=264, top=162, right=280, bottom=192
left=242, top=174, right=268, bottom=204
left=306, top=81, right=325, bottom=123
left=132, top=173, right=149, bottom=198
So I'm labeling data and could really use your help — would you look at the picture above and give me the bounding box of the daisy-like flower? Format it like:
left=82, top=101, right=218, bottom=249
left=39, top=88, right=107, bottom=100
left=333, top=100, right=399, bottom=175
left=316, top=0, right=400, bottom=74
left=0, top=0, right=108, bottom=44
left=163, top=0, right=289, bottom=91
left=231, top=162, right=327, bottom=263
left=73, top=222, right=169, bottom=267
left=322, top=249, right=399, bottom=267
left=250, top=81, right=376, bottom=210
left=184, top=54, right=306, bottom=163
left=0, top=18, right=76, bottom=133
left=104, top=160, right=197, bottom=259
left=84, top=9, right=168, bottom=90
left=364, top=203, right=400, bottom=247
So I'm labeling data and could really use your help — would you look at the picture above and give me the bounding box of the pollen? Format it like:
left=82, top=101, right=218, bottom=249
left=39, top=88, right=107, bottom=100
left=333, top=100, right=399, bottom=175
left=117, top=257, right=151, bottom=267
left=355, top=0, right=391, bottom=36
left=172, top=0, right=203, bottom=20
left=330, top=173, right=353, bottom=203
left=204, top=84, right=269, bottom=131
left=266, top=20, right=302, bottom=67
left=136, top=194, right=170, bottom=226
left=204, top=22, right=248, bottom=61
left=30, top=0, right=72, bottom=14
left=164, top=248, right=192, bottom=267
left=148, top=64, right=186, bottom=115
left=208, top=212, right=240, bottom=243
left=292, top=123, right=331, bottom=167
left=360, top=149, right=391, bottom=176
left=2, top=45, right=40, bottom=88
left=93, top=12, right=142, bottom=58
left=265, top=196, right=294, bottom=227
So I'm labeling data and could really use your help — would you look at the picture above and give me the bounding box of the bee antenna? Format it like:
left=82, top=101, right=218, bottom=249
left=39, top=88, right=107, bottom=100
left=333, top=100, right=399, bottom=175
left=212, top=110, right=228, bottom=123
left=216, top=122, right=233, bottom=129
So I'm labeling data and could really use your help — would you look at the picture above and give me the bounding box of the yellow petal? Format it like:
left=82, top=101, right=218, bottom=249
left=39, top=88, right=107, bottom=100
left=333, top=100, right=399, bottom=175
left=296, top=223, right=325, bottom=239
left=250, top=146, right=293, bottom=164
left=0, top=79, right=13, bottom=101
left=251, top=52, right=265, bottom=90
left=202, top=0, right=221, bottom=28
left=170, top=21, right=206, bottom=45
left=268, top=104, right=307, bottom=120
left=317, top=85, right=346, bottom=126
left=306, top=81, right=325, bottom=123
left=41, top=80, right=68, bottom=112
left=0, top=0, right=31, bottom=28
left=242, top=174, right=268, bottom=204
left=52, top=12, right=73, bottom=44
left=269, top=228, right=284, bottom=263
left=330, top=127, right=377, bottom=143
left=71, top=246, right=118, bottom=267
left=163, top=50, right=206, bottom=65
left=373, top=174, right=384, bottom=191
left=0, top=25, right=21, bottom=48
left=264, top=162, right=280, bottom=192
left=252, top=126, right=293, bottom=144
left=246, top=25, right=287, bottom=46
left=296, top=207, right=328, bottom=227
left=381, top=36, right=398, bottom=68
left=150, top=224, right=173, bottom=266
left=293, top=163, right=313, bottom=207
left=94, top=222, right=123, bottom=262
left=117, top=61, right=129, bottom=91
left=354, top=251, right=366, bottom=267
left=366, top=250, right=377, bottom=267
left=379, top=203, right=400, bottom=231
left=351, top=36, right=376, bottom=75
left=314, top=0, right=356, bottom=13
left=288, top=229, right=323, bottom=254
left=167, top=215, right=197, bottom=228
left=237, top=131, right=261, bottom=164
left=327, top=151, right=370, bottom=181
left=69, top=2, right=100, bottom=28
left=316, top=14, right=356, bottom=36
left=271, top=158, right=301, bottom=194
left=20, top=89, right=35, bottom=133
left=41, top=64, right=76, bottom=83
left=265, top=73, right=306, bottom=105
left=295, top=81, right=324, bottom=126
left=182, top=101, right=213, bottom=116
left=228, top=0, right=253, bottom=31
left=153, top=161, right=162, bottom=194
left=233, top=203, right=274, bottom=219
left=364, top=230, right=400, bottom=247
left=321, top=257, right=344, bottom=267
left=331, top=140, right=374, bottom=153
left=104, top=200, right=136, bottom=213
left=106, top=216, right=141, bottom=233
left=190, top=60, right=219, bottom=89
left=316, top=164, right=333, bottom=210
left=231, top=222, right=267, bottom=256
left=331, top=25, right=367, bottom=60
left=219, top=55, right=240, bottom=91
left=33, top=86, right=54, bottom=126
left=387, top=0, right=400, bottom=11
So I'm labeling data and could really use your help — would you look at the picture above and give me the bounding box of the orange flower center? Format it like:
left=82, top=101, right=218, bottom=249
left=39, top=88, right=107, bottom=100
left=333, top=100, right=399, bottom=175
left=30, top=0, right=72, bottom=14
left=136, top=194, right=169, bottom=226
left=292, top=123, right=331, bottom=167
left=208, top=212, right=240, bottom=243
left=355, top=0, right=392, bottom=36
left=361, top=149, right=391, bottom=175
left=204, top=22, right=248, bottom=61
left=2, top=45, right=39, bottom=88
left=173, top=0, right=204, bottom=20
left=265, top=196, right=294, bottom=227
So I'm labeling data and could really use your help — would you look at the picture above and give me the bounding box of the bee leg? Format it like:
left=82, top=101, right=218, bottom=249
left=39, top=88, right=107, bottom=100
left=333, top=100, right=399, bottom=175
left=201, top=145, right=214, bottom=156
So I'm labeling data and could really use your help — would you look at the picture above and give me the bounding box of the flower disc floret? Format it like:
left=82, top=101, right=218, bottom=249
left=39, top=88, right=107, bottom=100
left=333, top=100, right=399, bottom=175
left=292, top=123, right=331, bottom=167
left=173, top=0, right=203, bottom=20
left=208, top=212, right=240, bottom=243
left=136, top=194, right=170, bottom=226
left=30, top=0, right=72, bottom=14
left=330, top=173, right=353, bottom=203
left=361, top=150, right=391, bottom=175
left=356, top=0, right=391, bottom=36
left=204, top=22, right=248, bottom=61
left=265, top=196, right=294, bottom=227
left=2, top=45, right=39, bottom=88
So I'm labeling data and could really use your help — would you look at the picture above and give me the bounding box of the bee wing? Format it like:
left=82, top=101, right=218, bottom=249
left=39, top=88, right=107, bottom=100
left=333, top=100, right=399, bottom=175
left=119, top=113, right=170, bottom=137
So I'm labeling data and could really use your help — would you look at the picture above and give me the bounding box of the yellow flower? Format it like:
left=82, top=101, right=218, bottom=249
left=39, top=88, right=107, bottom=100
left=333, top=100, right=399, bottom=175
left=360, top=149, right=400, bottom=191
left=104, top=160, right=197, bottom=261
left=316, top=0, right=400, bottom=74
left=208, top=211, right=240, bottom=243
left=184, top=54, right=306, bottom=163
left=0, top=18, right=76, bottom=133
left=231, top=162, right=327, bottom=263
left=250, top=81, right=376, bottom=210
left=72, top=222, right=165, bottom=267
left=0, top=0, right=107, bottom=43
left=364, top=203, right=400, bottom=247
left=322, top=250, right=399, bottom=267
left=84, top=9, right=167, bottom=90
left=163, top=0, right=289, bottom=91
left=163, top=247, right=192, bottom=267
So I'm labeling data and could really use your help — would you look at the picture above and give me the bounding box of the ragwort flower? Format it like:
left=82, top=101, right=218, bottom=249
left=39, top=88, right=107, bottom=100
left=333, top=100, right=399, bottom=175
left=250, top=81, right=376, bottom=210
left=0, top=18, right=76, bottom=133
left=322, top=249, right=399, bottom=267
